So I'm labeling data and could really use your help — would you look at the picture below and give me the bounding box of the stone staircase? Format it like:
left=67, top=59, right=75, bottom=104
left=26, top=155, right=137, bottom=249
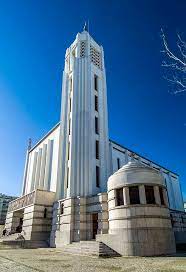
left=60, top=241, right=120, bottom=257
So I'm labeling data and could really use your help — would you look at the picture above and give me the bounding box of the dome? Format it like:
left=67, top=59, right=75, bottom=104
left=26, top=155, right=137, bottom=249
left=108, top=160, right=165, bottom=191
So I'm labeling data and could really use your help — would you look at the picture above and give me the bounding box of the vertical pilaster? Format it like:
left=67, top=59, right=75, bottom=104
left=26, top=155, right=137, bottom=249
left=139, top=185, right=146, bottom=204
left=154, top=185, right=161, bottom=205
left=30, top=152, right=38, bottom=191
left=123, top=187, right=130, bottom=205
left=44, top=140, right=53, bottom=191
left=39, top=144, right=47, bottom=189
left=34, top=148, right=42, bottom=189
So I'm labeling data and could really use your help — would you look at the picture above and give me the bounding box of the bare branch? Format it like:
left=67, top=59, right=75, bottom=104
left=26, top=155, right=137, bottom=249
left=161, top=29, right=186, bottom=94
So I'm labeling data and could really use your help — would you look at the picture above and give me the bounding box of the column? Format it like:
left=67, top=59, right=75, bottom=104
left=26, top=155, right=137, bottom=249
left=123, top=187, right=130, bottom=205
left=163, top=188, right=169, bottom=207
left=139, top=185, right=146, bottom=204
left=154, top=185, right=161, bottom=205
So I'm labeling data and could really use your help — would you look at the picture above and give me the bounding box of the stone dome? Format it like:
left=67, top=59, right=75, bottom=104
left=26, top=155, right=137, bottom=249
left=108, top=160, right=165, bottom=191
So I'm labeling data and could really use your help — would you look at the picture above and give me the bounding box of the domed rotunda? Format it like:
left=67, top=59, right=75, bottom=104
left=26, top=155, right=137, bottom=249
left=98, top=160, right=176, bottom=256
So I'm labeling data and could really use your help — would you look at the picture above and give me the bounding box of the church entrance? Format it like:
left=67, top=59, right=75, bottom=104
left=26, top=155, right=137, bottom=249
left=92, top=213, right=98, bottom=239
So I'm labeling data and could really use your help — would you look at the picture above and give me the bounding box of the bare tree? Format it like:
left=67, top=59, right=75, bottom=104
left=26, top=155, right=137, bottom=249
left=161, top=29, right=186, bottom=94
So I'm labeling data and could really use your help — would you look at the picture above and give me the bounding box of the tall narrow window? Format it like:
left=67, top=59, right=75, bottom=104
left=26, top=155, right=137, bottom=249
left=95, top=117, right=99, bottom=134
left=129, top=186, right=140, bottom=204
left=60, top=203, right=64, bottom=214
left=95, top=95, right=98, bottom=112
left=44, top=208, right=47, bottom=218
left=116, top=188, right=124, bottom=206
left=68, top=142, right=70, bottom=160
left=96, top=166, right=100, bottom=187
left=117, top=158, right=120, bottom=170
left=69, top=118, right=71, bottom=135
left=94, top=75, right=98, bottom=91
left=159, top=187, right=165, bottom=205
left=69, top=98, right=72, bottom=112
left=96, top=141, right=99, bottom=159
left=66, top=167, right=69, bottom=188
left=145, top=185, right=155, bottom=204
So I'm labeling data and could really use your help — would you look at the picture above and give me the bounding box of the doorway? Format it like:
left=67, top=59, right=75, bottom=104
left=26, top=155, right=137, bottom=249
left=92, top=213, right=98, bottom=239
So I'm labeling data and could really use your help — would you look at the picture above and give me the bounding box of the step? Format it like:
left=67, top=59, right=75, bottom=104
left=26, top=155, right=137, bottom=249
left=59, top=241, right=120, bottom=257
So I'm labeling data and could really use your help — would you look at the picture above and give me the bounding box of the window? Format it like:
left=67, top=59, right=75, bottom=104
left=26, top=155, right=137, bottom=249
left=95, top=95, right=98, bottom=112
left=96, top=166, right=100, bottom=187
left=145, top=185, right=155, bottom=204
left=117, top=158, right=120, bottom=170
left=94, top=75, right=98, bottom=91
left=68, top=142, right=70, bottom=160
left=129, top=186, right=140, bottom=204
left=159, top=187, right=165, bottom=205
left=44, top=208, right=47, bottom=218
left=96, top=141, right=99, bottom=159
left=69, top=119, right=71, bottom=135
left=60, top=203, right=64, bottom=214
left=69, top=98, right=72, bottom=112
left=66, top=167, right=69, bottom=188
left=95, top=117, right=99, bottom=134
left=116, top=188, right=124, bottom=206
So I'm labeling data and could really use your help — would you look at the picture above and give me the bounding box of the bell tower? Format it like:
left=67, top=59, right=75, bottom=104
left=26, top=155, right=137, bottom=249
left=56, top=28, right=110, bottom=199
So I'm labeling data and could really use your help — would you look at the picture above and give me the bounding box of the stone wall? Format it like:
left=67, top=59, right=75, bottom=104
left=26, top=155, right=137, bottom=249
left=5, top=190, right=55, bottom=245
left=50, top=193, right=108, bottom=247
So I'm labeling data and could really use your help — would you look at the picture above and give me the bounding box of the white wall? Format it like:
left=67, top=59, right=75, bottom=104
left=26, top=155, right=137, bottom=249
left=24, top=123, right=60, bottom=195
left=109, top=140, right=184, bottom=211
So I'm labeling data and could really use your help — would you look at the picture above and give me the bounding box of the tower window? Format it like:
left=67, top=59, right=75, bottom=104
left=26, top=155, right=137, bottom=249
left=69, top=119, right=71, bottom=135
left=96, top=166, right=100, bottom=187
left=116, top=188, right=124, bottom=206
left=95, top=117, right=99, bottom=134
left=95, top=95, right=98, bottom=112
left=159, top=187, right=165, bottom=205
left=145, top=185, right=155, bottom=204
left=69, top=98, right=72, bottom=112
left=44, top=208, right=47, bottom=218
left=60, top=203, right=64, bottom=214
left=96, top=141, right=99, bottom=159
left=66, top=167, right=69, bottom=188
left=129, top=186, right=140, bottom=204
left=68, top=142, right=70, bottom=160
left=94, top=75, right=98, bottom=91
left=117, top=158, right=120, bottom=170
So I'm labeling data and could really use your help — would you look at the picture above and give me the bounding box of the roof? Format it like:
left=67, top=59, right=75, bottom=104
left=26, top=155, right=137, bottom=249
left=110, top=139, right=178, bottom=177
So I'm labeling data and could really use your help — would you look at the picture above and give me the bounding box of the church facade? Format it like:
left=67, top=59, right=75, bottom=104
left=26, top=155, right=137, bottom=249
left=4, top=29, right=186, bottom=256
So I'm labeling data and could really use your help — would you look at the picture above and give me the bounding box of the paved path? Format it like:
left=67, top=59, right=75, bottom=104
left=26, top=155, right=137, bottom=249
left=0, top=248, right=186, bottom=272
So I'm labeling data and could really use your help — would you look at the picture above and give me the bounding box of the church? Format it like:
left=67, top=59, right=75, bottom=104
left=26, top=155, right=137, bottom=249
left=3, top=27, right=186, bottom=256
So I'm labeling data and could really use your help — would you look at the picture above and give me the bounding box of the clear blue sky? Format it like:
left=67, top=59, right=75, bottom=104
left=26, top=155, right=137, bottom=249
left=0, top=0, right=185, bottom=199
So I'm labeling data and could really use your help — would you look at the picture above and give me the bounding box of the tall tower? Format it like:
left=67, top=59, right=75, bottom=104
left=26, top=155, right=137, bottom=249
left=56, top=28, right=110, bottom=199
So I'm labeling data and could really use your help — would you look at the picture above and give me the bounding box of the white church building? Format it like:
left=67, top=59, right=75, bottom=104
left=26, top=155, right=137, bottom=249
left=3, top=28, right=186, bottom=256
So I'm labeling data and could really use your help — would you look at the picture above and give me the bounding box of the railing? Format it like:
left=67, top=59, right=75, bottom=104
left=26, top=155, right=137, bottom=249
left=8, top=191, right=36, bottom=212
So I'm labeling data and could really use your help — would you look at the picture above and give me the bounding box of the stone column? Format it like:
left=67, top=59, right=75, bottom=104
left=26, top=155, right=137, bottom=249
left=163, top=188, right=169, bottom=207
left=154, top=185, right=161, bottom=205
left=139, top=185, right=146, bottom=204
left=123, top=187, right=130, bottom=205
